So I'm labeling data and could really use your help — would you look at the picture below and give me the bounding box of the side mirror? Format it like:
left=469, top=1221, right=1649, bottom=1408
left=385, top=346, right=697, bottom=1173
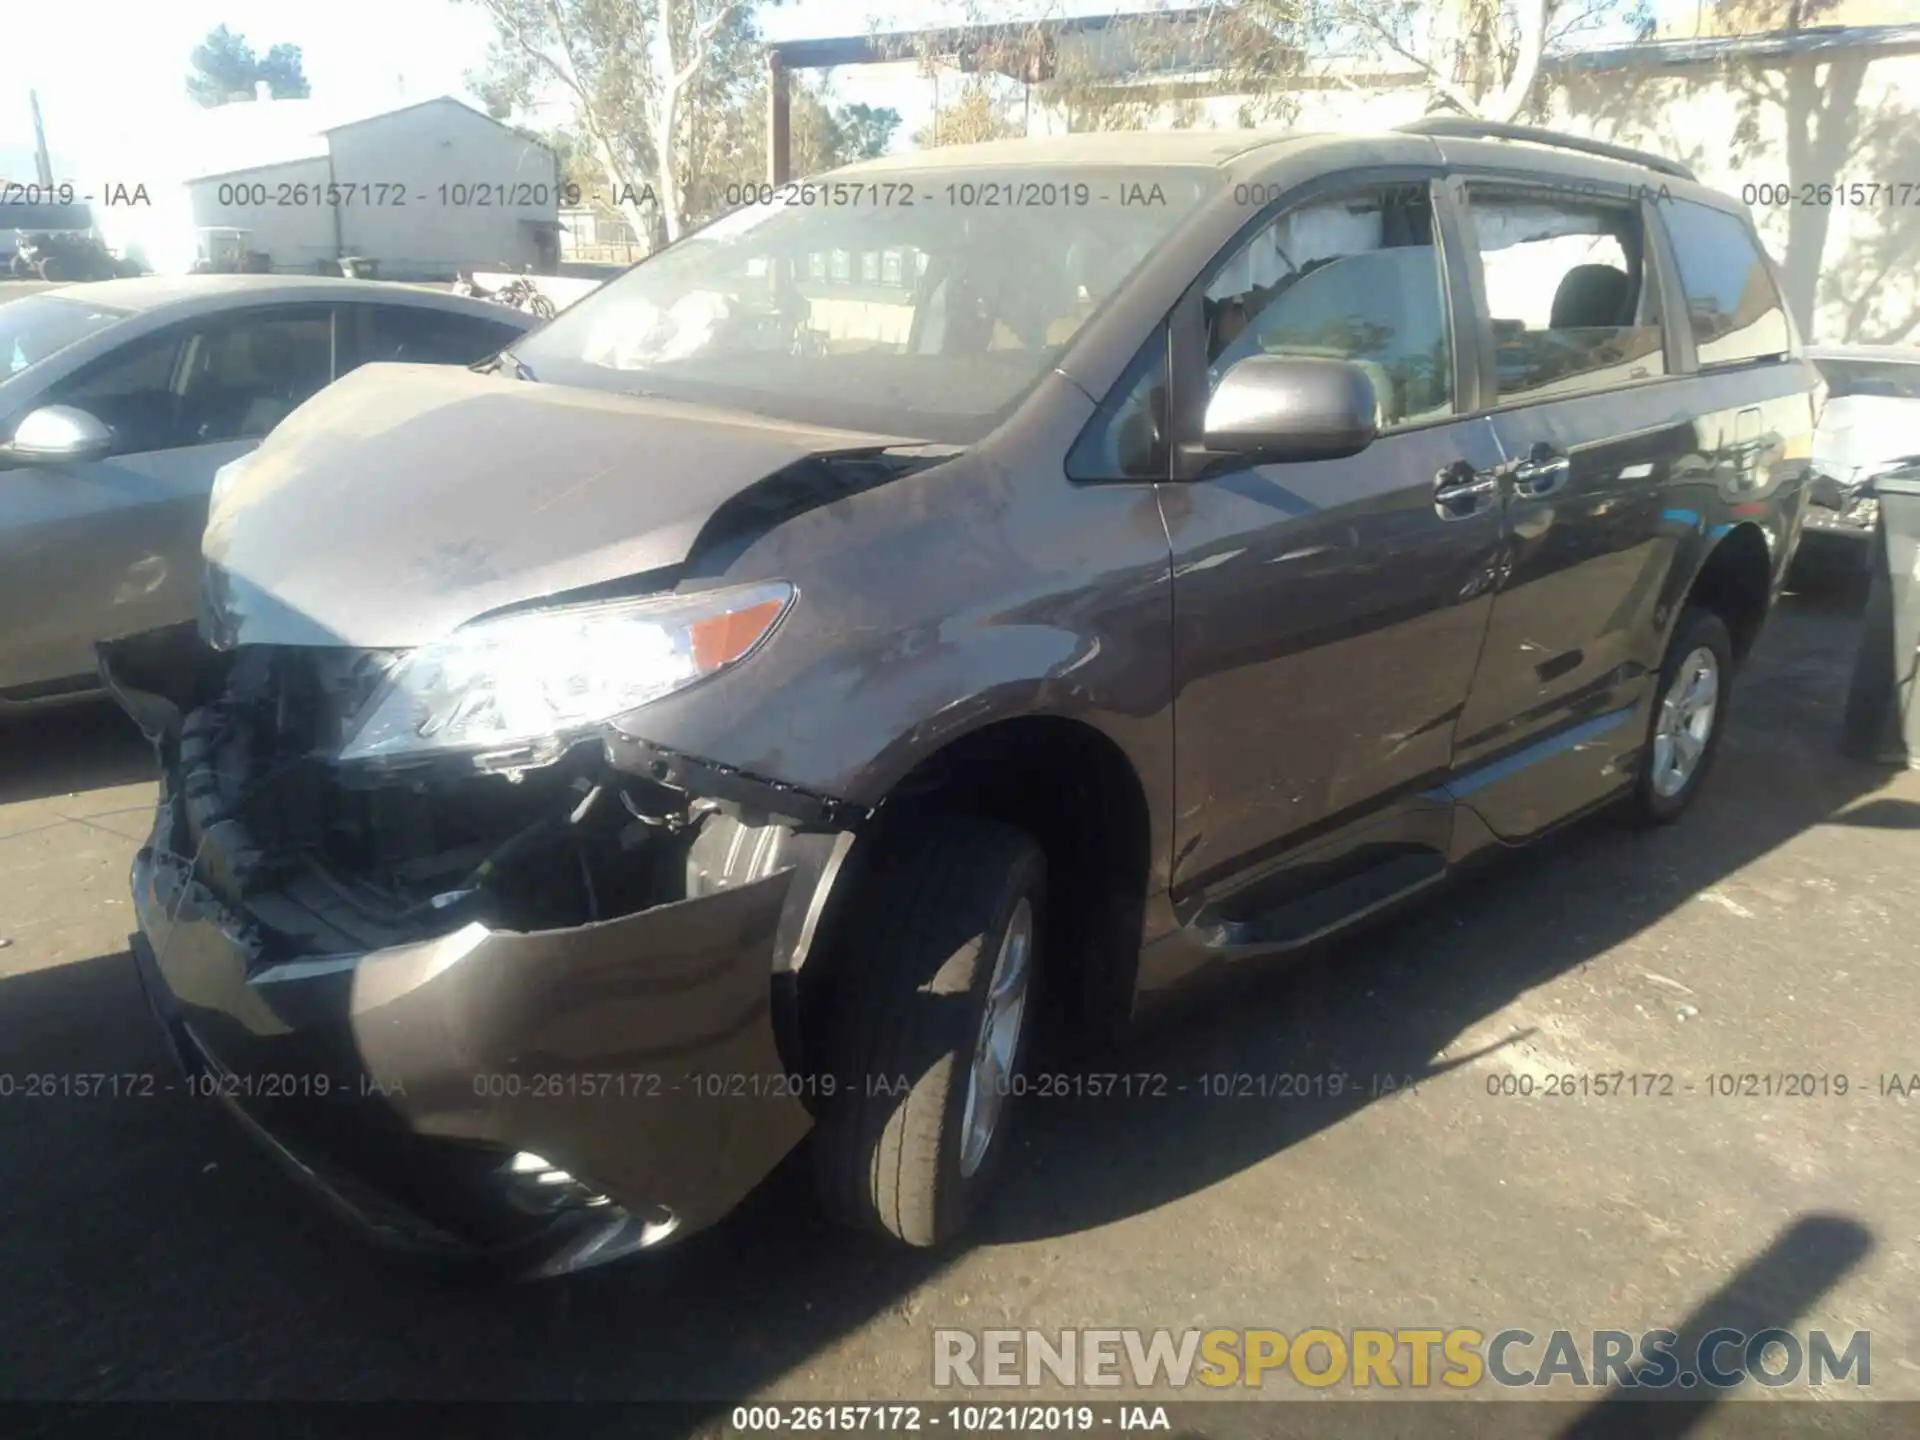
left=1, top=405, right=115, bottom=466
left=1203, top=356, right=1379, bottom=464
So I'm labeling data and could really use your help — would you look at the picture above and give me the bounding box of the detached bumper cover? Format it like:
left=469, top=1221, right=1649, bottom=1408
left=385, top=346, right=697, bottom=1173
left=128, top=778, right=813, bottom=1273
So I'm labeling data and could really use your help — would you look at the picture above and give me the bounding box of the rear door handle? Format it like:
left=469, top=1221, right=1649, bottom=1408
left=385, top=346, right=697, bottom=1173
left=1434, top=461, right=1501, bottom=519
left=1510, top=445, right=1571, bottom=498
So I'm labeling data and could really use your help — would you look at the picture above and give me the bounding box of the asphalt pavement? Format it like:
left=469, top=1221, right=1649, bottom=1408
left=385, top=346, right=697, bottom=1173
left=1, top=588, right=1916, bottom=1427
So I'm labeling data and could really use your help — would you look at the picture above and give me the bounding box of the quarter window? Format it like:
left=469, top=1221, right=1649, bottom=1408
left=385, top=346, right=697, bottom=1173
left=1465, top=192, right=1665, bottom=403
left=1067, top=329, right=1169, bottom=482
left=1660, top=200, right=1792, bottom=367
left=1203, top=183, right=1452, bottom=430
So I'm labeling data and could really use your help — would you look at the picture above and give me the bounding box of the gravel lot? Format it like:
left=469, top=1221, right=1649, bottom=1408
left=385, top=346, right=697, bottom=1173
left=1, top=587, right=1915, bottom=1432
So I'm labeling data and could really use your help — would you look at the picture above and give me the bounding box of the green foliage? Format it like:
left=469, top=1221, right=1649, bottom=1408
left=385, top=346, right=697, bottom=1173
left=187, top=24, right=311, bottom=106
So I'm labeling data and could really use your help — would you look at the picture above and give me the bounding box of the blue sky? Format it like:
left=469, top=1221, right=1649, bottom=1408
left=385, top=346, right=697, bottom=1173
left=2, top=0, right=1698, bottom=179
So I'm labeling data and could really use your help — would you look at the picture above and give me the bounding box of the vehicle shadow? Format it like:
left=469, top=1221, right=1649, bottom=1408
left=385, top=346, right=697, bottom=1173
left=0, top=595, right=1902, bottom=1410
left=0, top=698, right=156, bottom=808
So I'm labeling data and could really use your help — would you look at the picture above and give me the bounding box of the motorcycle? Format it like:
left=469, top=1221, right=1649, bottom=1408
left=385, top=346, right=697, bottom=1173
left=496, top=274, right=558, bottom=319
left=455, top=268, right=555, bottom=319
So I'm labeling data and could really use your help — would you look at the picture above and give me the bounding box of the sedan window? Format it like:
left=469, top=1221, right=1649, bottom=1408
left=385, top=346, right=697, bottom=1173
left=40, top=306, right=336, bottom=455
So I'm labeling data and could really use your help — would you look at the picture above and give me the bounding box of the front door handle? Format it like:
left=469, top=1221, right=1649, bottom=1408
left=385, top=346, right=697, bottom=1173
left=1510, top=444, right=1571, bottom=498
left=1434, top=460, right=1501, bottom=519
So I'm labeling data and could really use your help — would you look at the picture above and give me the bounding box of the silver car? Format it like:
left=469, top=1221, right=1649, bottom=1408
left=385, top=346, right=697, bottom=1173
left=1792, top=343, right=1920, bottom=584
left=0, top=276, right=535, bottom=708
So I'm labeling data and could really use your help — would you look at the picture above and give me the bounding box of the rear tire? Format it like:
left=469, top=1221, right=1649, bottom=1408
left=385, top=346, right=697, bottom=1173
left=813, top=817, right=1046, bottom=1248
left=1627, top=605, right=1734, bottom=826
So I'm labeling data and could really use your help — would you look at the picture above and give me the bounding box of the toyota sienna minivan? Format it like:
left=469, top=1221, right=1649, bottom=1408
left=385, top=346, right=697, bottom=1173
left=100, top=121, right=1816, bottom=1277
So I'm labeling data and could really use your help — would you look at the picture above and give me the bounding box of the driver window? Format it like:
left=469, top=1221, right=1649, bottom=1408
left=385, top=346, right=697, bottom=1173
left=41, top=331, right=190, bottom=455
left=1204, top=183, right=1453, bottom=431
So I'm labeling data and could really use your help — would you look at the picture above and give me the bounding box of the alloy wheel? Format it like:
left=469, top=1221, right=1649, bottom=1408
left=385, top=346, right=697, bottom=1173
left=1651, top=646, right=1720, bottom=798
left=957, top=897, right=1034, bottom=1179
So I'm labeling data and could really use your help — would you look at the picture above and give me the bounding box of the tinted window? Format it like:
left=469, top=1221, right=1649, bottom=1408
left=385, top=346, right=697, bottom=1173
left=42, top=331, right=191, bottom=453
left=1205, top=183, right=1452, bottom=429
left=41, top=307, right=334, bottom=454
left=1466, top=192, right=1665, bottom=403
left=354, top=305, right=523, bottom=368
left=1660, top=200, right=1791, bottom=367
left=1812, top=358, right=1920, bottom=401
left=178, top=310, right=335, bottom=442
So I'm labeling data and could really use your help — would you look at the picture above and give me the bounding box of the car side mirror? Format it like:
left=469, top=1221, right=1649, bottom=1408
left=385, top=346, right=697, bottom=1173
left=1, top=405, right=115, bottom=467
left=1202, top=356, right=1379, bottom=464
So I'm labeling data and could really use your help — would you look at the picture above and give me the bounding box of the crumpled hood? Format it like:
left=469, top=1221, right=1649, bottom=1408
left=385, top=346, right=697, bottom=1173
left=201, top=362, right=916, bottom=649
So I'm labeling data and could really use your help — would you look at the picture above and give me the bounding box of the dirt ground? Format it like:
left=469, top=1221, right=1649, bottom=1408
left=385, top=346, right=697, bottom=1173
left=1, top=587, right=1915, bottom=1431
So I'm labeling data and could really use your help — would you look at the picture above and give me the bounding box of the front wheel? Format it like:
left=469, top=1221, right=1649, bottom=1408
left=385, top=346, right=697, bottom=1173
left=1627, top=605, right=1734, bottom=825
left=813, top=817, right=1046, bottom=1247
left=528, top=293, right=557, bottom=319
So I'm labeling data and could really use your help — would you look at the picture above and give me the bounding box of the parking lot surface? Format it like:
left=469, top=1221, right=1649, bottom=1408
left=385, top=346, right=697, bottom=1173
left=2, top=591, right=1916, bottom=1422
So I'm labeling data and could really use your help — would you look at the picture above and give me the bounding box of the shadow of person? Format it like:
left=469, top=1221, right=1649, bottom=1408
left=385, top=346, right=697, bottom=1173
left=1559, top=1212, right=1874, bottom=1439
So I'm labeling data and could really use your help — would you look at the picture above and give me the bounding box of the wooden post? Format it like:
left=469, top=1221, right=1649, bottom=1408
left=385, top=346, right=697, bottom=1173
left=768, top=52, right=791, bottom=185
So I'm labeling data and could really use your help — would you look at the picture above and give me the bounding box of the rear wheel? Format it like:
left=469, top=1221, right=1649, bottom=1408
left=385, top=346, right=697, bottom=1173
left=36, top=255, right=66, bottom=282
left=813, top=817, right=1045, bottom=1247
left=1627, top=605, right=1734, bottom=825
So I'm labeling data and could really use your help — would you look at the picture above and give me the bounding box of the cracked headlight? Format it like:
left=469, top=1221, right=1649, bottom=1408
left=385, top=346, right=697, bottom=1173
left=338, top=581, right=794, bottom=768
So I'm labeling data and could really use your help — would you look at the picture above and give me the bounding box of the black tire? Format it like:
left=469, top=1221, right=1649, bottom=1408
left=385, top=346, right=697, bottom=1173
left=813, top=817, right=1046, bottom=1248
left=1627, top=605, right=1734, bottom=826
left=36, top=255, right=65, bottom=282
left=529, top=294, right=557, bottom=319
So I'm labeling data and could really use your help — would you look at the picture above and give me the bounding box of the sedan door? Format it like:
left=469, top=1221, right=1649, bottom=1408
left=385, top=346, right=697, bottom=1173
left=0, top=303, right=336, bottom=695
left=1158, top=174, right=1507, bottom=950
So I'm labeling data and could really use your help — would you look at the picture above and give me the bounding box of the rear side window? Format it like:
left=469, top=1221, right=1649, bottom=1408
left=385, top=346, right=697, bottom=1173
left=352, top=305, right=524, bottom=369
left=1463, top=190, right=1665, bottom=404
left=1659, top=200, right=1792, bottom=367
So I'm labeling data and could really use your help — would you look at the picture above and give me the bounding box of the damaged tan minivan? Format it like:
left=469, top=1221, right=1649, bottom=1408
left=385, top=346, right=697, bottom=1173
left=103, top=124, right=1814, bottom=1276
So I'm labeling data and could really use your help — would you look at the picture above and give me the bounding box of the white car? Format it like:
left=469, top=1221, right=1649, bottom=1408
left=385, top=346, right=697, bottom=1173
left=1792, top=344, right=1920, bottom=583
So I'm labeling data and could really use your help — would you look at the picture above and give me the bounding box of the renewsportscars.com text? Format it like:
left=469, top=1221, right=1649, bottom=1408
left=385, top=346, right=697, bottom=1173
left=932, top=1327, right=1870, bottom=1391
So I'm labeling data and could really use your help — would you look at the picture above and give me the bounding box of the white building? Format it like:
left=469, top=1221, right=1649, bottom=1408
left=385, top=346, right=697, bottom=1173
left=159, top=93, right=561, bottom=280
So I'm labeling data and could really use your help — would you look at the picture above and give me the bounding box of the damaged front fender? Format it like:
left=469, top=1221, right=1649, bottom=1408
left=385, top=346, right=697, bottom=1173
left=103, top=622, right=843, bottom=1272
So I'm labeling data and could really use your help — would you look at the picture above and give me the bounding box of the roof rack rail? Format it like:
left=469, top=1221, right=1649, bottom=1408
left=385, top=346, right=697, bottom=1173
left=1394, top=117, right=1697, bottom=182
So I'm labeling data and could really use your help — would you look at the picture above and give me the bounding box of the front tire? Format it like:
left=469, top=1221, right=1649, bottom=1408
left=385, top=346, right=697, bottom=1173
left=1628, top=605, right=1734, bottom=825
left=813, top=817, right=1046, bottom=1248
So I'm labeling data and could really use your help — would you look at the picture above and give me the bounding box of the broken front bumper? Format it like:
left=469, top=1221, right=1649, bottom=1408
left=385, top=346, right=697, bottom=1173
left=112, top=636, right=816, bottom=1278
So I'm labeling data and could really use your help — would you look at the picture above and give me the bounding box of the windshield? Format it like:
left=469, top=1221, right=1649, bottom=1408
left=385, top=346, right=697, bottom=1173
left=511, top=166, right=1221, bottom=442
left=1814, top=358, right=1920, bottom=401
left=0, top=294, right=130, bottom=381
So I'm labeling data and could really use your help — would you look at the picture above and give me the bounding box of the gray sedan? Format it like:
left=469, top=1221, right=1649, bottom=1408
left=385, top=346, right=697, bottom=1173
left=0, top=275, right=535, bottom=707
